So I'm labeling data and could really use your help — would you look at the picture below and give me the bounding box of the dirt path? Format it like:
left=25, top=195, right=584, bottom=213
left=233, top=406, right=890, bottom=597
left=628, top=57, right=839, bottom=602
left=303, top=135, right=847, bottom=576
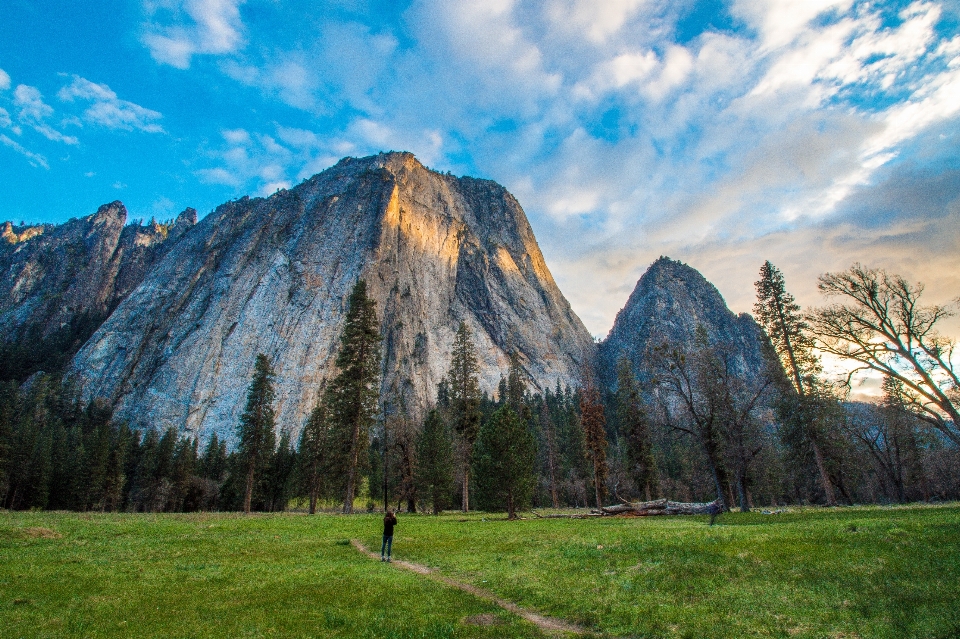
left=350, top=539, right=589, bottom=636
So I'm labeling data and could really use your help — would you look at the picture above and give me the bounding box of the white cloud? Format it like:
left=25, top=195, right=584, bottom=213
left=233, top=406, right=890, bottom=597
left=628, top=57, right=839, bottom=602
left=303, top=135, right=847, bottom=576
left=0, top=68, right=10, bottom=91
left=544, top=0, right=648, bottom=43
left=1, top=133, right=49, bottom=169
left=732, top=0, right=855, bottom=51
left=143, top=0, right=245, bottom=69
left=13, top=84, right=78, bottom=145
left=58, top=76, right=164, bottom=133
left=0, top=107, right=11, bottom=129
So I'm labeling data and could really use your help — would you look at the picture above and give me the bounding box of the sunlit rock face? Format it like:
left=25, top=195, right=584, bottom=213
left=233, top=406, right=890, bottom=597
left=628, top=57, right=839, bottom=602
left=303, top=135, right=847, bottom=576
left=70, top=152, right=594, bottom=442
left=0, top=202, right=195, bottom=339
left=598, top=256, right=766, bottom=389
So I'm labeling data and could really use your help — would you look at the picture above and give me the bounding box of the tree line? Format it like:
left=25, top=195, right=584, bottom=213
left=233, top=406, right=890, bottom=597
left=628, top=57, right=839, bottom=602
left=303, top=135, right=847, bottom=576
left=2, top=264, right=959, bottom=514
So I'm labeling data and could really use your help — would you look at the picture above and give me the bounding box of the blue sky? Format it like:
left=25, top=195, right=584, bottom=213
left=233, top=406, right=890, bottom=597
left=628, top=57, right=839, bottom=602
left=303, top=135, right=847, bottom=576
left=2, top=0, right=959, bottom=349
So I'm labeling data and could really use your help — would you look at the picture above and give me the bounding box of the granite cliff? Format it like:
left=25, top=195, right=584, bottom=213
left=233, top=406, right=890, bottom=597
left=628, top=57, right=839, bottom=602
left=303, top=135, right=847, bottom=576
left=1, top=202, right=195, bottom=343
left=598, top=257, right=765, bottom=388
left=69, top=152, right=594, bottom=441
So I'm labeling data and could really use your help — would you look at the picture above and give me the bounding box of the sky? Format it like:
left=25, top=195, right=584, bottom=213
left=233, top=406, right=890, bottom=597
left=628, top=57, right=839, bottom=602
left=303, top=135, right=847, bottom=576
left=2, top=0, right=959, bottom=361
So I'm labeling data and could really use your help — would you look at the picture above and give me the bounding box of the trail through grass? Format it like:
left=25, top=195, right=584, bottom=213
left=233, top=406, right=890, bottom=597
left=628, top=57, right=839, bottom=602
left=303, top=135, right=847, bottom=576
left=2, top=505, right=959, bottom=638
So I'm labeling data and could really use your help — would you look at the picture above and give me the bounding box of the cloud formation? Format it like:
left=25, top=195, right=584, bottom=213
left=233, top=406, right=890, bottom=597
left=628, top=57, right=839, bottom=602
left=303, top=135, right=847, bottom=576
left=58, top=76, right=164, bottom=133
left=13, top=84, right=78, bottom=145
left=122, top=0, right=959, bottom=342
left=143, top=0, right=245, bottom=69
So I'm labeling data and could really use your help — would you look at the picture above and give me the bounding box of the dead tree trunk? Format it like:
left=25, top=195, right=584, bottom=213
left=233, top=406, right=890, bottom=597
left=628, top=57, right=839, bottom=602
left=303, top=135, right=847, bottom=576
left=594, top=497, right=722, bottom=516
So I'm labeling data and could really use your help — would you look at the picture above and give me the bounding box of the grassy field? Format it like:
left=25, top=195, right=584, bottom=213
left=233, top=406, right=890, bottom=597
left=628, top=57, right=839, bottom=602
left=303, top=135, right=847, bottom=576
left=2, top=504, right=958, bottom=638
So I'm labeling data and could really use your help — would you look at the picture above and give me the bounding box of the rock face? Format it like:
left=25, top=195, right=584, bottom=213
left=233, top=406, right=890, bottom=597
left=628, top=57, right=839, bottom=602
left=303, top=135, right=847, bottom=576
left=70, top=152, right=594, bottom=442
left=598, top=257, right=765, bottom=387
left=0, top=202, right=196, bottom=340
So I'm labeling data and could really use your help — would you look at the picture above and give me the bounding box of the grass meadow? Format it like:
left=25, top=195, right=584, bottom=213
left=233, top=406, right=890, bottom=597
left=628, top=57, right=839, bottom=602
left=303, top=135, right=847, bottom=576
left=2, top=504, right=958, bottom=638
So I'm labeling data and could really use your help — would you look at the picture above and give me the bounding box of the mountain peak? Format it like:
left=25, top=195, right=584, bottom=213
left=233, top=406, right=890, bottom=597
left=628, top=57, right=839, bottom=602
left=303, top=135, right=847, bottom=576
left=70, top=156, right=593, bottom=440
left=599, top=257, right=764, bottom=387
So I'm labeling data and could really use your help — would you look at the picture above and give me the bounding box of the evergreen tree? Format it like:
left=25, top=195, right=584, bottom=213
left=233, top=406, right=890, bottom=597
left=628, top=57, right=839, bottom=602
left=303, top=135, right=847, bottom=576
left=265, top=430, right=295, bottom=511
left=415, top=409, right=454, bottom=514
left=580, top=381, right=608, bottom=509
left=236, top=353, right=277, bottom=514
left=755, top=261, right=837, bottom=505
left=297, top=402, right=329, bottom=514
left=200, top=432, right=228, bottom=482
left=473, top=405, right=536, bottom=519
left=447, top=321, right=481, bottom=512
left=0, top=382, right=16, bottom=504
left=539, top=397, right=560, bottom=508
left=615, top=359, right=658, bottom=500
left=326, top=280, right=382, bottom=513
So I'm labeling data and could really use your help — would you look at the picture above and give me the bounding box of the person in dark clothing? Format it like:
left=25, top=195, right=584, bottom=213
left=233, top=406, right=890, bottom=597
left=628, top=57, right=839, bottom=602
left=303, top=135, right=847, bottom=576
left=381, top=509, right=397, bottom=562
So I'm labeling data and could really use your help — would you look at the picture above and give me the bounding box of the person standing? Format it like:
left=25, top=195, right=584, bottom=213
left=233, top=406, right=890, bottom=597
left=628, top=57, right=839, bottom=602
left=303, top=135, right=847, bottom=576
left=381, top=509, right=397, bottom=562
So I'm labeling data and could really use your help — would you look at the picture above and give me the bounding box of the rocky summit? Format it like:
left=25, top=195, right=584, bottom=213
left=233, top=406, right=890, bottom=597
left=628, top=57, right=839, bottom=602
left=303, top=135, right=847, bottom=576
left=598, top=256, right=765, bottom=387
left=69, top=152, right=595, bottom=442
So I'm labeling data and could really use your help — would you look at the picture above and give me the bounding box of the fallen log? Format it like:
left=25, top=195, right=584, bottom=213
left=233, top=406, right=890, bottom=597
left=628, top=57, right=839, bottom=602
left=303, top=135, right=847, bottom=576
left=592, top=497, right=722, bottom=517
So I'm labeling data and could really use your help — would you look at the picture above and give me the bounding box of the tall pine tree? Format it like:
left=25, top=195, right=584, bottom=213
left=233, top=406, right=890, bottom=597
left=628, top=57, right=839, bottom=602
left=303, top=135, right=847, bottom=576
left=326, top=280, right=382, bottom=514
left=447, top=321, right=481, bottom=512
left=754, top=261, right=836, bottom=505
left=236, top=353, right=277, bottom=514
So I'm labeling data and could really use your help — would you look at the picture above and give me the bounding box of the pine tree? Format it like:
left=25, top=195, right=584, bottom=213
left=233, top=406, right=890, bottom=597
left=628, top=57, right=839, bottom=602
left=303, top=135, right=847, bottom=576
left=236, top=353, right=277, bottom=514
left=539, top=397, right=560, bottom=508
left=615, top=359, right=658, bottom=500
left=447, top=322, right=481, bottom=512
left=326, top=280, right=382, bottom=514
left=754, top=261, right=836, bottom=505
left=265, top=430, right=295, bottom=511
left=0, top=382, right=17, bottom=505
left=297, top=402, right=329, bottom=514
left=415, top=409, right=454, bottom=514
left=473, top=405, right=536, bottom=519
left=580, top=381, right=608, bottom=509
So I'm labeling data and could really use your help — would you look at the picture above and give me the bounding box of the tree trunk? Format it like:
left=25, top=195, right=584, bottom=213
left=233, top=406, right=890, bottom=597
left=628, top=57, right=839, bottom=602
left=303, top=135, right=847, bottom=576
left=244, top=463, right=255, bottom=514
left=735, top=471, right=750, bottom=513
left=595, top=497, right=722, bottom=516
left=309, top=483, right=318, bottom=515
left=704, top=449, right=727, bottom=511
left=462, top=469, right=469, bottom=513
left=507, top=490, right=515, bottom=520
left=593, top=463, right=603, bottom=510
left=343, top=416, right=362, bottom=514
left=811, top=438, right=837, bottom=506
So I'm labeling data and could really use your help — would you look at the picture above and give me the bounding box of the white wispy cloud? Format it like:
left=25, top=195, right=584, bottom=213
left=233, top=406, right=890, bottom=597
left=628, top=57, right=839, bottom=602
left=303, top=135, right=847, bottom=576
left=0, top=68, right=10, bottom=91
left=58, top=75, right=164, bottom=133
left=13, top=84, right=78, bottom=145
left=143, top=0, right=245, bottom=69
left=1, top=133, right=49, bottom=169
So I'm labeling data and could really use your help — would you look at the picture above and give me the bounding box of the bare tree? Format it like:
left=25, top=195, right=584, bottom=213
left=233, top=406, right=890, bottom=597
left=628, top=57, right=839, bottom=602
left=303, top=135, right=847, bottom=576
left=810, top=265, right=960, bottom=446
left=650, top=327, right=770, bottom=512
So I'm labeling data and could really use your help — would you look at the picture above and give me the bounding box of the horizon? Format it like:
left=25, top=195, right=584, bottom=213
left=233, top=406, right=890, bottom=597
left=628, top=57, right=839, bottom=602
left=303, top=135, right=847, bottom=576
left=2, top=0, right=958, bottom=353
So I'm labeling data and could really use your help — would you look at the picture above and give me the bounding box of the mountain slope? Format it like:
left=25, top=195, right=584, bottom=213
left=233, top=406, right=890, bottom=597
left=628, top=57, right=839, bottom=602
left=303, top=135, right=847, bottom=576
left=70, top=152, right=594, bottom=441
left=1, top=203, right=196, bottom=380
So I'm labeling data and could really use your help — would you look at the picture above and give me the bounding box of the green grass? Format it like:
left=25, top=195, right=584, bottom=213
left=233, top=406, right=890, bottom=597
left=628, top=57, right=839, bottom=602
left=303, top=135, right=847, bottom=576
left=3, top=505, right=959, bottom=638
